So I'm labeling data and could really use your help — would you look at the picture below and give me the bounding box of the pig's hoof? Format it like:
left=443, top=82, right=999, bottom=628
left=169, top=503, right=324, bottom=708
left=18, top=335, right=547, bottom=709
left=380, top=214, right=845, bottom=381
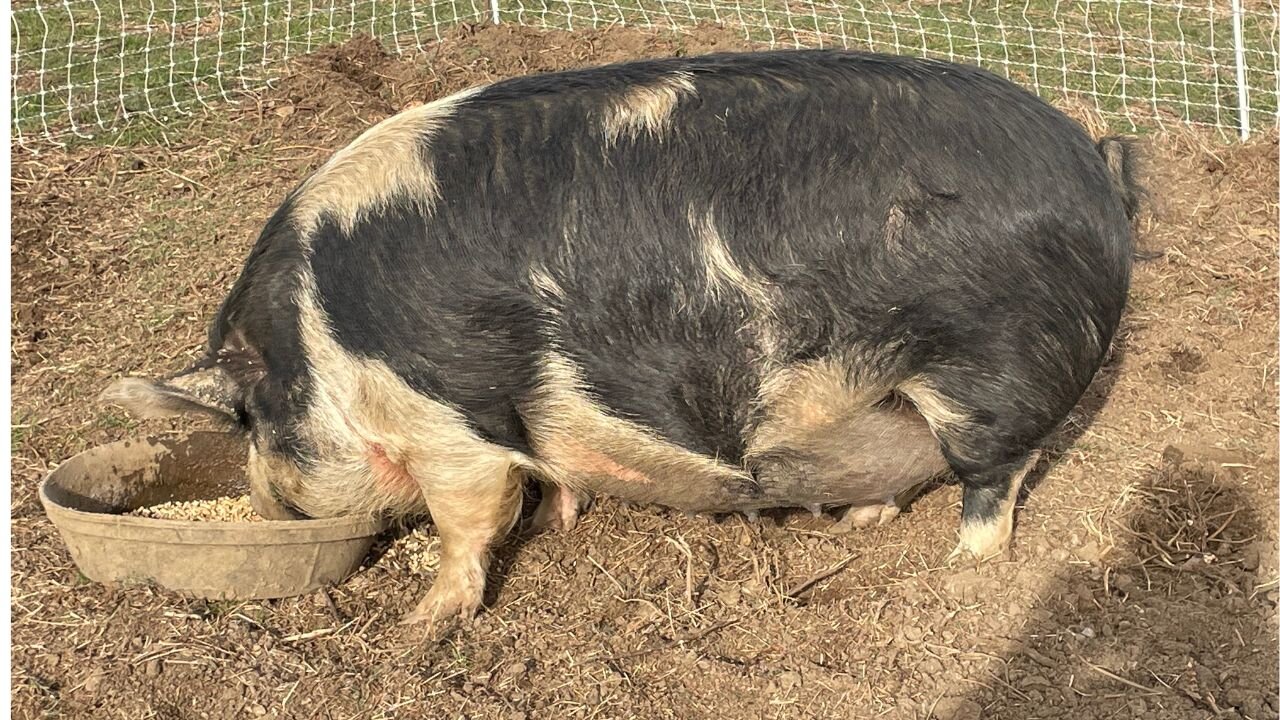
left=399, top=583, right=482, bottom=632
left=945, top=540, right=1012, bottom=569
left=528, top=485, right=588, bottom=534
left=944, top=546, right=983, bottom=571
left=947, top=517, right=1016, bottom=568
left=831, top=503, right=899, bottom=534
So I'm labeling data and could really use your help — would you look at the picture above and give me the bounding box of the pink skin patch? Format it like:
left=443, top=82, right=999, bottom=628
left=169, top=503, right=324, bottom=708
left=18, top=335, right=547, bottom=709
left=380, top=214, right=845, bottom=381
left=555, top=484, right=581, bottom=524
left=339, top=415, right=420, bottom=501
left=560, top=438, right=651, bottom=484
left=368, top=441, right=420, bottom=499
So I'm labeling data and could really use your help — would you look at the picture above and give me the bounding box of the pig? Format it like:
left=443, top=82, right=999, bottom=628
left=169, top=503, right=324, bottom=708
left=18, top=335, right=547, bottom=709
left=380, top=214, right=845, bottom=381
left=101, top=49, right=1141, bottom=631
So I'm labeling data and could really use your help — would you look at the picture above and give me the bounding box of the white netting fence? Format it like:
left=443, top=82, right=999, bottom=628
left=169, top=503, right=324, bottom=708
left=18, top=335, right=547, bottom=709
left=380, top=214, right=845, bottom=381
left=11, top=0, right=1279, bottom=146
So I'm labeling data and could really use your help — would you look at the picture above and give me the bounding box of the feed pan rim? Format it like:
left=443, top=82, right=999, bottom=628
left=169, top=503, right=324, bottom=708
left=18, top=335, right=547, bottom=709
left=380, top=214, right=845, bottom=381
left=39, top=478, right=389, bottom=541
left=38, top=431, right=392, bottom=599
left=39, top=434, right=391, bottom=543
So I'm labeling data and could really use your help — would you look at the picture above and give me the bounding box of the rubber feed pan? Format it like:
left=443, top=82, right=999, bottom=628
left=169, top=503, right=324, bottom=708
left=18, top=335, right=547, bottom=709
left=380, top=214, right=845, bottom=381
left=39, top=431, right=387, bottom=600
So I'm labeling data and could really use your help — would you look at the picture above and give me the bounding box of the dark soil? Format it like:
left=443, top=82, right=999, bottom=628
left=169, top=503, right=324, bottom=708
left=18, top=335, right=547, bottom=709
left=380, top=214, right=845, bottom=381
left=11, top=24, right=1279, bottom=720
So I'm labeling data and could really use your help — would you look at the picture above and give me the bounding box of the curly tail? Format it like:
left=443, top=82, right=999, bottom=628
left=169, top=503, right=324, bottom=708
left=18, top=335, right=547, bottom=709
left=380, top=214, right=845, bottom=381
left=1096, top=135, right=1157, bottom=260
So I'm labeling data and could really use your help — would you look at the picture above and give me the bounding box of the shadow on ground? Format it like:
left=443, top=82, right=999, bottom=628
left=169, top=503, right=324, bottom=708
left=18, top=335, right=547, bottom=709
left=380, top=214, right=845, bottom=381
left=955, top=449, right=1279, bottom=720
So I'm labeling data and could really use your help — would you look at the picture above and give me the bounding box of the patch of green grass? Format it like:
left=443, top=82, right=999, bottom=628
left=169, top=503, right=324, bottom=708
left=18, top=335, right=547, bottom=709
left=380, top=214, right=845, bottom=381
left=11, top=416, right=41, bottom=450
left=12, top=0, right=485, bottom=143
left=511, top=0, right=1277, bottom=133
left=444, top=640, right=472, bottom=670
left=72, top=110, right=203, bottom=148
left=97, top=411, right=136, bottom=433
left=204, top=599, right=242, bottom=617
left=11, top=0, right=1278, bottom=144
left=148, top=308, right=182, bottom=331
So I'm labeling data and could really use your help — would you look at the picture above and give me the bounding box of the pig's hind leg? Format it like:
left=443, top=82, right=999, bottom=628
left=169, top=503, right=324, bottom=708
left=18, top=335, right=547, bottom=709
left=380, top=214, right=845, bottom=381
left=400, top=462, right=524, bottom=631
left=832, top=500, right=901, bottom=533
left=946, top=451, right=1041, bottom=565
left=528, top=481, right=590, bottom=533
left=898, top=377, right=1046, bottom=565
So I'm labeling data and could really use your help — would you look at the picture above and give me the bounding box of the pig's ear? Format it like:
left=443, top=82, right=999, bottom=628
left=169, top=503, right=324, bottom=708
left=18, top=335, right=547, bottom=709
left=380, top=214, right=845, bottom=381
left=99, top=365, right=241, bottom=425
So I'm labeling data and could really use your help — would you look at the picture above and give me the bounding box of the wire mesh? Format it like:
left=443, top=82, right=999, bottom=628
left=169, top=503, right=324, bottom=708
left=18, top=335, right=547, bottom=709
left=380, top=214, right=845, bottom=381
left=10, top=0, right=1279, bottom=146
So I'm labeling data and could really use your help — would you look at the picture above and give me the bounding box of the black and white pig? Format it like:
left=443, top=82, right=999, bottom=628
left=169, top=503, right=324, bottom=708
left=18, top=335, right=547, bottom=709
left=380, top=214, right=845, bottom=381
left=103, top=49, right=1141, bottom=629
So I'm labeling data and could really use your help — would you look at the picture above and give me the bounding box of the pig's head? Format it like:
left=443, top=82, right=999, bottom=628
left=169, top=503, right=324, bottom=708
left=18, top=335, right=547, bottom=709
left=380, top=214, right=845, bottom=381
left=99, top=332, right=318, bottom=522
left=99, top=193, right=390, bottom=522
left=99, top=251, right=515, bottom=525
left=102, top=107, right=529, bottom=526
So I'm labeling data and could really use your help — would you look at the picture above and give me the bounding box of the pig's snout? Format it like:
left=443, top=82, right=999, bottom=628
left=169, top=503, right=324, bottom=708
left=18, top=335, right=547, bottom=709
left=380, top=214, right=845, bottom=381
left=249, top=483, right=307, bottom=521
left=247, top=444, right=308, bottom=521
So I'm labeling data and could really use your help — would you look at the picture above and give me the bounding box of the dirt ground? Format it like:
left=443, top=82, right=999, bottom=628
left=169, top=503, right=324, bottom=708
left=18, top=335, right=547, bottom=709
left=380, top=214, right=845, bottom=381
left=11, top=23, right=1280, bottom=720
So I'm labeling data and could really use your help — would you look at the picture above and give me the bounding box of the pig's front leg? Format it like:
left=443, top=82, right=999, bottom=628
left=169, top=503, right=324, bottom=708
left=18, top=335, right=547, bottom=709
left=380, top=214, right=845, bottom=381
left=400, top=466, right=523, bottom=631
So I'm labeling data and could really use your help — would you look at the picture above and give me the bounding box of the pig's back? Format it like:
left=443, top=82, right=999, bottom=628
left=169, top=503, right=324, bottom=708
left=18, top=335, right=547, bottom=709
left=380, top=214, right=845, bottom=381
left=304, top=50, right=1133, bottom=469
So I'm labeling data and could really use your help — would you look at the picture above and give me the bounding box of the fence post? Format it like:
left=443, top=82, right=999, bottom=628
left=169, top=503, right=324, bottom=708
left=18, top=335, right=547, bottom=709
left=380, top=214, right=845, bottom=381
left=491, top=0, right=502, bottom=24
left=1231, top=0, right=1250, bottom=140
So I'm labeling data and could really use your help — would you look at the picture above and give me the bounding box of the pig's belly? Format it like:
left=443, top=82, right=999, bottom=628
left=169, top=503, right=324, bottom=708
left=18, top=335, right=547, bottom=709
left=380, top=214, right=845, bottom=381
left=542, top=396, right=952, bottom=513
left=570, top=444, right=942, bottom=514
